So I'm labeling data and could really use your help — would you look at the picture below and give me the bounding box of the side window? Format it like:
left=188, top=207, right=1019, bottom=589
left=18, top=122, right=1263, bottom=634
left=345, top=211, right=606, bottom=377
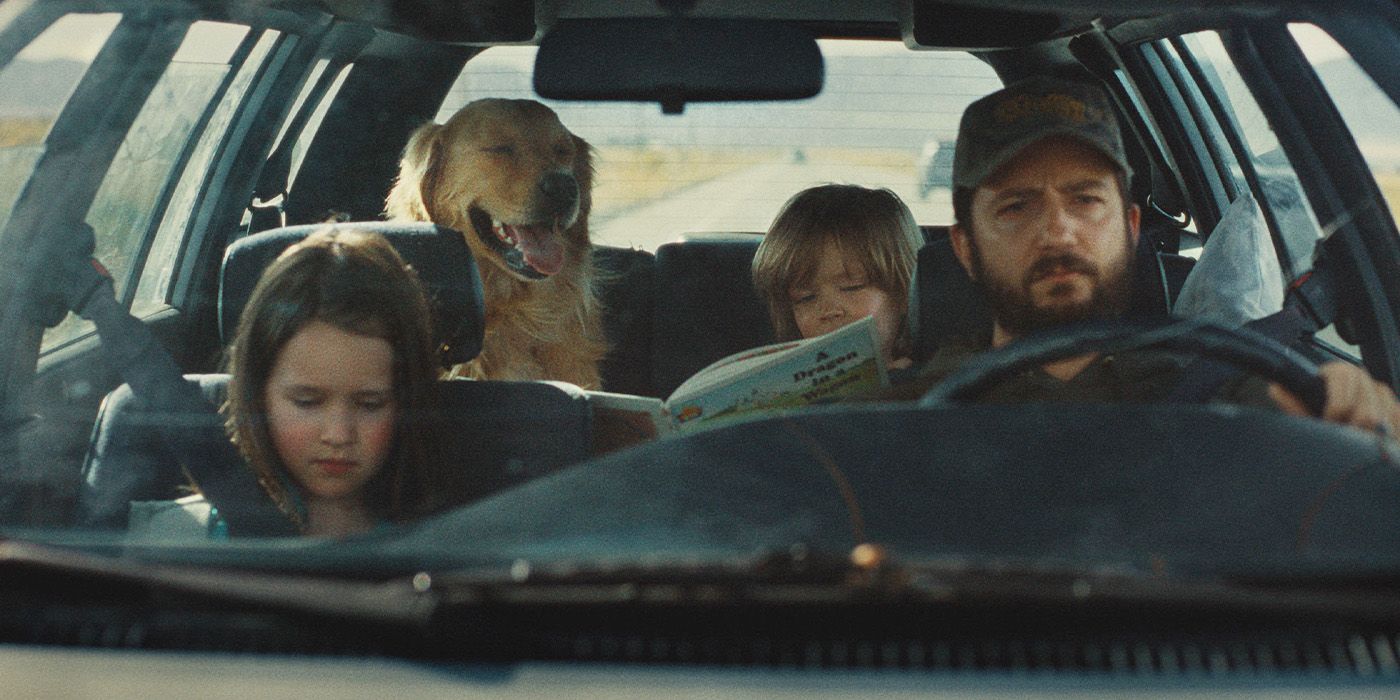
left=235, top=56, right=353, bottom=230
left=1174, top=32, right=1324, bottom=280
left=131, top=29, right=285, bottom=317
left=283, top=61, right=352, bottom=193
left=41, top=21, right=259, bottom=350
left=1289, top=23, right=1400, bottom=234
left=1165, top=30, right=1362, bottom=358
left=438, top=41, right=1004, bottom=250
left=0, top=14, right=121, bottom=236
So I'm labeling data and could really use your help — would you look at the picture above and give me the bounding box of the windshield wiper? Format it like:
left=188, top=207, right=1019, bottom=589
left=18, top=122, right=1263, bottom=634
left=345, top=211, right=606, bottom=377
left=417, top=543, right=1400, bottom=625
left=11, top=538, right=1400, bottom=631
left=0, top=539, right=436, bottom=627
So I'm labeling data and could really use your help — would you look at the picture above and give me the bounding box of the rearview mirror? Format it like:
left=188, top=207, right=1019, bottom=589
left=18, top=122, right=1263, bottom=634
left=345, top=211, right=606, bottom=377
left=533, top=18, right=824, bottom=114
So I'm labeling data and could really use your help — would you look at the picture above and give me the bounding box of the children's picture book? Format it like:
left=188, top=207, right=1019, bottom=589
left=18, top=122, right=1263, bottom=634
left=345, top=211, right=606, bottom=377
left=589, top=316, right=889, bottom=449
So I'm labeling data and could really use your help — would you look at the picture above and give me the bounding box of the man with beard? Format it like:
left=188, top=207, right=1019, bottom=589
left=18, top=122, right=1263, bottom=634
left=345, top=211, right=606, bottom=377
left=903, top=76, right=1400, bottom=434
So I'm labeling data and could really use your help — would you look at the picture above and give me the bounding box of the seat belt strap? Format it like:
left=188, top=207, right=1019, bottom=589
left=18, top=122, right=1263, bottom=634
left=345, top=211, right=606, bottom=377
left=244, top=59, right=349, bottom=235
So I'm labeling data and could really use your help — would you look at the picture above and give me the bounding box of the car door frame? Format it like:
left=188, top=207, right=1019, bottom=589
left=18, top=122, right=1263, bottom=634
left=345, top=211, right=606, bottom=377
left=0, top=0, right=334, bottom=524
left=1108, top=1, right=1400, bottom=385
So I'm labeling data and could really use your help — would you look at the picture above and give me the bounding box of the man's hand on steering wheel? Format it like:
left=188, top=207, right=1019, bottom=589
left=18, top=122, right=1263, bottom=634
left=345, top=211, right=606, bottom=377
left=919, top=319, right=1330, bottom=414
left=1270, top=362, right=1400, bottom=438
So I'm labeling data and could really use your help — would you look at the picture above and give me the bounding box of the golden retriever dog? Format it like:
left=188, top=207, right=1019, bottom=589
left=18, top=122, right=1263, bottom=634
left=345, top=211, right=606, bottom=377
left=385, top=98, right=606, bottom=388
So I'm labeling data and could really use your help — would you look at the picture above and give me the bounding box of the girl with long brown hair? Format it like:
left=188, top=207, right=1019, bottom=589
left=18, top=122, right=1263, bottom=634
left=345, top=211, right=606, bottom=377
left=60, top=226, right=450, bottom=538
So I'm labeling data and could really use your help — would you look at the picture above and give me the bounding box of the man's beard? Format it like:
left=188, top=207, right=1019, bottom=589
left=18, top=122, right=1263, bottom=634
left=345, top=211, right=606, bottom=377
left=967, top=231, right=1135, bottom=338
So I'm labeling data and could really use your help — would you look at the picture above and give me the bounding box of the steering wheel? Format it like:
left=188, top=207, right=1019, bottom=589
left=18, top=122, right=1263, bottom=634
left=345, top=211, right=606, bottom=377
left=917, top=318, right=1328, bottom=415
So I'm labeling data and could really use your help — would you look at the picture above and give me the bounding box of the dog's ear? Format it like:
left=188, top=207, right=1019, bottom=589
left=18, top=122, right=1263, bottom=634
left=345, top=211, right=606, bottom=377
left=571, top=133, right=595, bottom=223
left=385, top=121, right=447, bottom=222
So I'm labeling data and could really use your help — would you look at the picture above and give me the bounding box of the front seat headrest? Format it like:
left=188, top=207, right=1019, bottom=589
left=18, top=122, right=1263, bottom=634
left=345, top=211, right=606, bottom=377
left=907, top=236, right=992, bottom=364
left=219, top=222, right=485, bottom=368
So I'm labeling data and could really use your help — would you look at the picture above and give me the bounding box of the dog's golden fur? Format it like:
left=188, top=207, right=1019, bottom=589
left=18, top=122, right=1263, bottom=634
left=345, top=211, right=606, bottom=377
left=386, top=98, right=606, bottom=388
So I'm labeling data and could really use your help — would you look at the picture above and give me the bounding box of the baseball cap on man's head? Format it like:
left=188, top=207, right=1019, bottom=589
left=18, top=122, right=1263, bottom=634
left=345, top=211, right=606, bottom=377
left=952, top=76, right=1132, bottom=191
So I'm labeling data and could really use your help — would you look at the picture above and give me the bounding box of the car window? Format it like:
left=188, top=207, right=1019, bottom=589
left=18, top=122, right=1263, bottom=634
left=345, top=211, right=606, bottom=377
left=1281, top=23, right=1399, bottom=358
left=1165, top=30, right=1371, bottom=358
left=0, top=13, right=120, bottom=239
left=438, top=40, right=1004, bottom=250
left=41, top=20, right=257, bottom=351
left=1172, top=32, right=1324, bottom=283
left=1289, top=23, right=1400, bottom=234
left=282, top=61, right=352, bottom=202
left=131, top=28, right=285, bottom=317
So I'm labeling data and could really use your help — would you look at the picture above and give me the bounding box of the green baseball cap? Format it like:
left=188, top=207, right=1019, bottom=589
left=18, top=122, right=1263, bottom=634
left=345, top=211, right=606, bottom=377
left=952, top=76, right=1132, bottom=191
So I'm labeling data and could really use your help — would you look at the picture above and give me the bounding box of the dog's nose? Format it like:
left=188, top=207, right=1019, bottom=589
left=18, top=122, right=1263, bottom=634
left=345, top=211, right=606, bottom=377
left=538, top=172, right=579, bottom=210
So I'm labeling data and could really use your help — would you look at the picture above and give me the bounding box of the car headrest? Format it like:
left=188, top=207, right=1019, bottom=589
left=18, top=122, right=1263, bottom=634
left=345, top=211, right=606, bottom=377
left=907, top=234, right=991, bottom=364
left=651, top=237, right=774, bottom=397
left=593, top=245, right=658, bottom=396
left=907, top=226, right=1192, bottom=364
left=219, top=222, right=485, bottom=368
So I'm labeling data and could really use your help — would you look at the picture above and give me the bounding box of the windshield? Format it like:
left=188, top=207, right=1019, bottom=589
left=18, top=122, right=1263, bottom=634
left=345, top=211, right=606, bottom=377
left=1, top=2, right=1399, bottom=593
left=437, top=42, right=998, bottom=251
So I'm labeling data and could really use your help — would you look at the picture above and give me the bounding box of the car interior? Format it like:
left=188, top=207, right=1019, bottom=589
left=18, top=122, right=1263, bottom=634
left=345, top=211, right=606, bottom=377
left=7, top=0, right=1400, bottom=691
left=1, top=0, right=1398, bottom=541
left=75, top=222, right=594, bottom=530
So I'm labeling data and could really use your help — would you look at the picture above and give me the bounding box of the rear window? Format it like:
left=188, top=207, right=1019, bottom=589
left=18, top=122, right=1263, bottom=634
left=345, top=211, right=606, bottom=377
left=438, top=40, right=1004, bottom=250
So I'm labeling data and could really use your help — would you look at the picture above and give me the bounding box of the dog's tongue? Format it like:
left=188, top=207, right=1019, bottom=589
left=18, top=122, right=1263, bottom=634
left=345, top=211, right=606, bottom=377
left=511, top=222, right=564, bottom=276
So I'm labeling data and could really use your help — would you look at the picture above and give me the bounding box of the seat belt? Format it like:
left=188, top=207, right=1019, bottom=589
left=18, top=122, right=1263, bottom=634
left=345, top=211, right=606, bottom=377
left=245, top=59, right=349, bottom=235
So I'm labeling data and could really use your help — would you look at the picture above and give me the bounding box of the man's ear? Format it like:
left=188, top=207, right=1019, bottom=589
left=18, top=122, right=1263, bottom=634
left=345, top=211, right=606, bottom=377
left=948, top=224, right=977, bottom=280
left=1127, top=203, right=1142, bottom=247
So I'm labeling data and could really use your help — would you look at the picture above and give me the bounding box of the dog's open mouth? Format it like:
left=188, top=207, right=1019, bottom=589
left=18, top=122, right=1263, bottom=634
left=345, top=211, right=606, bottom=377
left=469, top=207, right=565, bottom=279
